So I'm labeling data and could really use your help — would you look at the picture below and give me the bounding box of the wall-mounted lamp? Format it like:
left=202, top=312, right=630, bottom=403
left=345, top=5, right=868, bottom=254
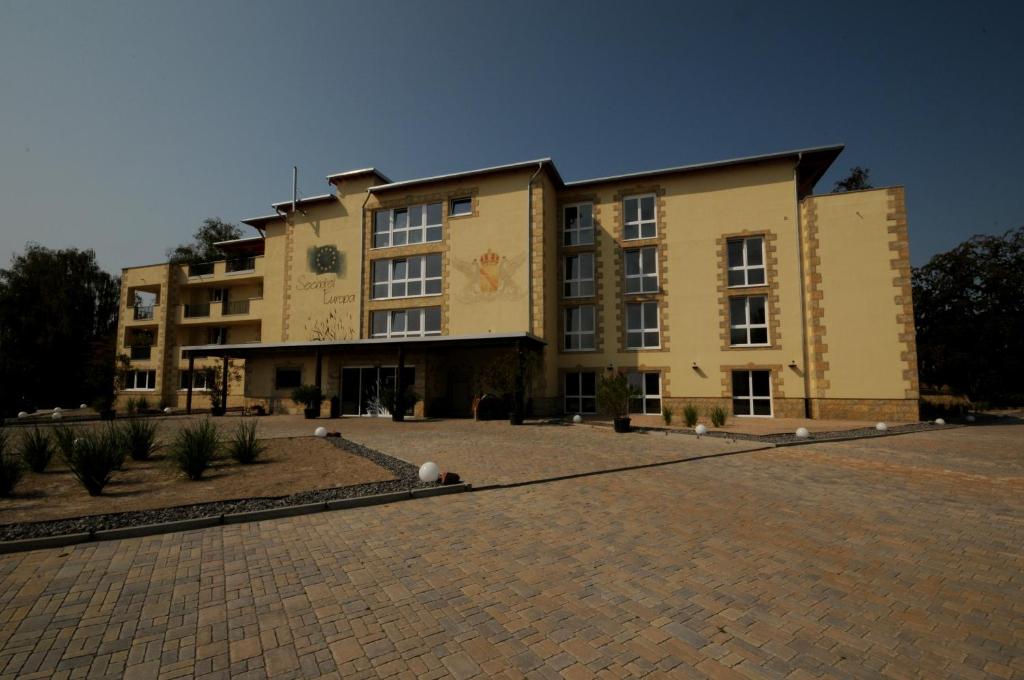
left=788, top=360, right=799, bottom=368
left=606, top=363, right=614, bottom=372
left=692, top=361, right=700, bottom=371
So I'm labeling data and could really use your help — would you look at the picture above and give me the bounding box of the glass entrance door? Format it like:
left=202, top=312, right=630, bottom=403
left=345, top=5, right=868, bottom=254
left=339, top=366, right=416, bottom=416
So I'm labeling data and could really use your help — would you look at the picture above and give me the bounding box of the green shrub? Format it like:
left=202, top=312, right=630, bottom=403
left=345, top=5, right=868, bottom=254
left=20, top=427, right=53, bottom=473
left=596, top=373, right=638, bottom=418
left=124, top=418, right=159, bottom=461
left=709, top=406, right=728, bottom=428
left=661, top=404, right=673, bottom=425
left=682, top=404, right=699, bottom=428
left=124, top=397, right=137, bottom=414
left=290, top=385, right=323, bottom=410
left=169, top=419, right=219, bottom=480
left=53, top=424, right=78, bottom=460
left=135, top=396, right=151, bottom=414
left=227, top=419, right=265, bottom=464
left=62, top=426, right=121, bottom=495
left=0, top=432, right=23, bottom=497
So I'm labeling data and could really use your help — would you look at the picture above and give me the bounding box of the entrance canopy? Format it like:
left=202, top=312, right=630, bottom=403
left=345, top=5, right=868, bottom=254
left=181, top=331, right=546, bottom=359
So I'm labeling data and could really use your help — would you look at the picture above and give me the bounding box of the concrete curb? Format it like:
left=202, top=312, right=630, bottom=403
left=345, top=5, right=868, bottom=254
left=0, top=483, right=470, bottom=555
left=770, top=424, right=966, bottom=447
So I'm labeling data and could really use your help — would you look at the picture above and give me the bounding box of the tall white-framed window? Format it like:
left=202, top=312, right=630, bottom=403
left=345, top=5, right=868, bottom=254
left=564, top=305, right=596, bottom=351
left=370, top=307, right=442, bottom=338
left=732, top=370, right=772, bottom=417
left=125, top=370, right=156, bottom=391
left=729, top=296, right=769, bottom=346
left=179, top=369, right=212, bottom=391
left=622, top=194, right=656, bottom=240
left=627, top=372, right=661, bottom=415
left=371, top=254, right=442, bottom=299
left=564, top=252, right=595, bottom=298
left=727, top=236, right=766, bottom=287
left=373, top=203, right=443, bottom=248
left=624, top=246, right=658, bottom=294
left=564, top=371, right=597, bottom=414
left=625, top=301, right=660, bottom=349
left=563, top=203, right=594, bottom=246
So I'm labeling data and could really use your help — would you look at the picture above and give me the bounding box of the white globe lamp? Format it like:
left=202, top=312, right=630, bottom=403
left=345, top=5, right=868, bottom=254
left=51, top=411, right=62, bottom=420
left=313, top=426, right=328, bottom=438
left=164, top=406, right=173, bottom=414
left=572, top=414, right=582, bottom=424
left=795, top=427, right=810, bottom=439
left=694, top=424, right=707, bottom=436
left=53, top=407, right=62, bottom=414
left=875, top=422, right=887, bottom=432
left=934, top=418, right=945, bottom=425
left=418, top=461, right=440, bottom=483
left=17, top=411, right=27, bottom=419
left=79, top=403, right=88, bottom=410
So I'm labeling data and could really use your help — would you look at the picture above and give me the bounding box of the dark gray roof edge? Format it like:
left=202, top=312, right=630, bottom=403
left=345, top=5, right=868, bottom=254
left=368, top=159, right=561, bottom=193
left=182, top=331, right=546, bottom=354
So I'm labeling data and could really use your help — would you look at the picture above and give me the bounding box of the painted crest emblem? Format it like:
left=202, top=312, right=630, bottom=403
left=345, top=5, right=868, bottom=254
left=478, top=249, right=501, bottom=292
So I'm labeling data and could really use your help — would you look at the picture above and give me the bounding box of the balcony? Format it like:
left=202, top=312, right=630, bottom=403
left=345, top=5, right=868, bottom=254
left=183, top=256, right=264, bottom=284
left=133, top=305, right=155, bottom=321
left=129, top=345, right=153, bottom=360
left=178, top=297, right=262, bottom=324
left=126, top=304, right=159, bottom=326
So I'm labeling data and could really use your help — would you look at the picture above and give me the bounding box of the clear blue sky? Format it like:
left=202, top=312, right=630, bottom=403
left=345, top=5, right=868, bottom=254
left=1, top=0, right=1021, bottom=272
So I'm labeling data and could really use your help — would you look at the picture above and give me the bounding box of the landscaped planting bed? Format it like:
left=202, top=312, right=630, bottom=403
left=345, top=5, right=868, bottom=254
left=0, top=430, right=430, bottom=542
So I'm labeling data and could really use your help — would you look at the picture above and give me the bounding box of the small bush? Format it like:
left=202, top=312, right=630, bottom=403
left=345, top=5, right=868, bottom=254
left=683, top=404, right=699, bottom=428
left=227, top=419, right=265, bottom=464
left=709, top=406, right=728, bottom=428
left=135, top=396, right=151, bottom=414
left=53, top=424, right=78, bottom=459
left=20, top=427, right=53, bottom=473
left=62, top=426, right=122, bottom=495
left=169, top=419, right=219, bottom=480
left=0, top=432, right=23, bottom=497
left=661, top=404, right=673, bottom=426
left=124, top=397, right=137, bottom=415
left=124, top=418, right=159, bottom=461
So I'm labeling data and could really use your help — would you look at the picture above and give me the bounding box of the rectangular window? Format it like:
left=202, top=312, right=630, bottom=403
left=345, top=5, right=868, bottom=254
left=624, top=246, right=658, bottom=294
left=729, top=296, right=769, bottom=346
left=625, top=301, right=660, bottom=349
left=373, top=203, right=443, bottom=248
left=371, top=253, right=443, bottom=299
left=627, top=372, right=661, bottom=415
left=370, top=307, right=442, bottom=338
left=564, top=305, right=596, bottom=351
left=732, top=370, right=772, bottom=416
left=564, top=371, right=597, bottom=414
left=180, top=369, right=212, bottom=391
left=275, top=367, right=302, bottom=390
left=125, top=370, right=156, bottom=390
left=727, top=236, right=766, bottom=287
left=563, top=203, right=594, bottom=246
left=207, top=327, right=228, bottom=345
left=623, top=194, right=656, bottom=240
left=563, top=252, right=595, bottom=298
left=449, top=197, right=472, bottom=217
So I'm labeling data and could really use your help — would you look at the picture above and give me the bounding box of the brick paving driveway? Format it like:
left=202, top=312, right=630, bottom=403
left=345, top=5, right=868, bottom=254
left=0, top=423, right=1021, bottom=678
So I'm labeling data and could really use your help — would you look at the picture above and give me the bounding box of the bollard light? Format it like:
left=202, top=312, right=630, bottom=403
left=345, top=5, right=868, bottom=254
left=419, top=461, right=440, bottom=483
left=17, top=411, right=27, bottom=419
left=695, top=424, right=707, bottom=436
left=53, top=407, right=62, bottom=413
left=875, top=422, right=887, bottom=432
left=51, top=412, right=62, bottom=420
left=79, top=403, right=88, bottom=410
left=314, top=426, right=328, bottom=438
left=164, top=407, right=174, bottom=414
left=934, top=418, right=945, bottom=425
left=572, top=414, right=582, bottom=424
left=795, top=427, right=809, bottom=439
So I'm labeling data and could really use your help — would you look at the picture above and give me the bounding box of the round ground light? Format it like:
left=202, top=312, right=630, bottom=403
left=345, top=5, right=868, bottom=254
left=418, top=461, right=439, bottom=483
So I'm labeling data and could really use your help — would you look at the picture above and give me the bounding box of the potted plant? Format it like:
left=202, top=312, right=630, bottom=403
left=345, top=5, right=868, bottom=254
left=379, top=385, right=420, bottom=422
left=597, top=373, right=639, bottom=433
left=291, top=385, right=323, bottom=419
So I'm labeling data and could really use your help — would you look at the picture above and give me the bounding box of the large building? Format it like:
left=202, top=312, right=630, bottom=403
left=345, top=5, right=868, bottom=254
left=115, top=145, right=919, bottom=421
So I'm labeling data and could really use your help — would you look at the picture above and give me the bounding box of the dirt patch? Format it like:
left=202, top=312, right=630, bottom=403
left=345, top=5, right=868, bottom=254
left=0, top=437, right=394, bottom=525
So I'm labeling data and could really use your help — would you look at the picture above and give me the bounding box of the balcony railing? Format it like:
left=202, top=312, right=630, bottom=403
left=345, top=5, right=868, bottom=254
left=223, top=299, right=251, bottom=316
left=226, top=256, right=256, bottom=273
left=187, top=262, right=215, bottom=277
left=133, top=305, right=155, bottom=321
left=183, top=303, right=211, bottom=318
left=130, top=345, right=152, bottom=360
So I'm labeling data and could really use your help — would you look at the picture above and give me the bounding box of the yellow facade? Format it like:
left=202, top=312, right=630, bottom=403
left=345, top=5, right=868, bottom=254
left=115, top=146, right=918, bottom=420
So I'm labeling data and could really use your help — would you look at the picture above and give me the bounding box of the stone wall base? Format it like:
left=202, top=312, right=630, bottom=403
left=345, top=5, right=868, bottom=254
left=810, top=398, right=919, bottom=422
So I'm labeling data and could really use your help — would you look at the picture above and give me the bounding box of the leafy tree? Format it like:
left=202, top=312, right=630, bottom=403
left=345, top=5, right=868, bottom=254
left=166, top=218, right=242, bottom=264
left=832, top=166, right=873, bottom=193
left=0, top=244, right=119, bottom=415
left=912, top=227, right=1024, bottom=403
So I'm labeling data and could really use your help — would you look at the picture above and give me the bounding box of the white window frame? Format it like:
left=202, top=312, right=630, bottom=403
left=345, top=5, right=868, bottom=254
left=564, top=371, right=597, bottom=414
left=727, top=236, right=766, bottom=288
left=729, top=295, right=770, bottom=346
left=373, top=203, right=443, bottom=249
left=179, top=369, right=212, bottom=392
left=624, top=246, right=658, bottom=294
left=625, top=301, right=660, bottom=349
left=563, top=203, right=594, bottom=246
left=732, top=370, right=773, bottom=417
left=124, top=370, right=156, bottom=391
left=627, top=371, right=662, bottom=415
left=449, top=197, right=472, bottom=218
left=371, top=254, right=442, bottom=300
left=563, top=305, right=596, bottom=351
left=371, top=307, right=442, bottom=339
left=563, top=252, right=595, bottom=298
left=622, top=194, right=657, bottom=240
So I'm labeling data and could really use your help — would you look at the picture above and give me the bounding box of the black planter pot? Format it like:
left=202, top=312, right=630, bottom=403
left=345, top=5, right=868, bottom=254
left=613, top=416, right=631, bottom=433
left=303, top=407, right=318, bottom=419
left=509, top=411, right=524, bottom=425
left=211, top=406, right=226, bottom=417
left=391, top=410, right=405, bottom=422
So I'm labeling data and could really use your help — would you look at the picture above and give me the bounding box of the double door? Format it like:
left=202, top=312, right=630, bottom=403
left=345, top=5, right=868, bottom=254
left=340, top=366, right=416, bottom=416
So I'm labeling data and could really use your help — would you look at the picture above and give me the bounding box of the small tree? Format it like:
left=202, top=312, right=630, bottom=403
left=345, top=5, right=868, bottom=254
left=166, top=218, right=243, bottom=264
left=596, top=373, right=638, bottom=419
left=832, top=166, right=873, bottom=193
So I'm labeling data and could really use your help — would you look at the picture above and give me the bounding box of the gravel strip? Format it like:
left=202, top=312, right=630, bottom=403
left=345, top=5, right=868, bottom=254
left=629, top=421, right=958, bottom=444
left=0, top=436, right=432, bottom=542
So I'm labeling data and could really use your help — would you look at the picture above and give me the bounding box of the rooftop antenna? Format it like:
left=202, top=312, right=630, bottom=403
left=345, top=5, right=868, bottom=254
left=292, top=166, right=307, bottom=216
